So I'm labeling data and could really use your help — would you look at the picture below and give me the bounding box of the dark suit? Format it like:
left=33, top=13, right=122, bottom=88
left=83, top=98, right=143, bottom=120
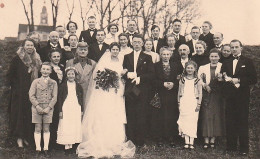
left=199, top=32, right=215, bottom=54
left=175, top=34, right=186, bottom=50
left=59, top=38, right=69, bottom=48
left=221, top=55, right=257, bottom=153
left=79, top=29, right=97, bottom=45
left=186, top=39, right=196, bottom=58
left=39, top=41, right=64, bottom=64
left=88, top=42, right=109, bottom=62
left=151, top=38, right=166, bottom=54
left=125, top=32, right=138, bottom=48
left=123, top=51, right=155, bottom=146
left=152, top=61, right=183, bottom=141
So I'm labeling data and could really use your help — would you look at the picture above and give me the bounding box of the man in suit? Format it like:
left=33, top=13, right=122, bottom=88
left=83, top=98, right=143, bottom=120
left=88, top=29, right=109, bottom=62
left=150, top=25, right=165, bottom=54
left=125, top=19, right=139, bottom=47
left=79, top=16, right=97, bottom=45
left=186, top=26, right=200, bottom=57
left=170, top=19, right=186, bottom=50
left=56, top=25, right=68, bottom=48
left=123, top=34, right=155, bottom=147
left=39, top=31, right=62, bottom=63
left=221, top=39, right=257, bottom=156
left=213, top=32, right=224, bottom=51
left=199, top=21, right=215, bottom=54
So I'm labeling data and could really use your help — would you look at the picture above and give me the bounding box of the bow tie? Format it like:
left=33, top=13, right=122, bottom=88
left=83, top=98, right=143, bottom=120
left=154, top=37, right=159, bottom=40
left=233, top=56, right=240, bottom=60
left=89, top=29, right=95, bottom=31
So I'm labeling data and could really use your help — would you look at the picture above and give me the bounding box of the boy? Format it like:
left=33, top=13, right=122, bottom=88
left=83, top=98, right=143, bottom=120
left=29, top=62, right=58, bottom=157
left=79, top=16, right=97, bottom=45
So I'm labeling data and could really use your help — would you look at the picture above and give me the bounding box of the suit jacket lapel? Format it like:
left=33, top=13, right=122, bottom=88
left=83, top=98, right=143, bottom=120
left=128, top=52, right=134, bottom=72
left=137, top=52, right=145, bottom=70
left=234, top=56, right=244, bottom=76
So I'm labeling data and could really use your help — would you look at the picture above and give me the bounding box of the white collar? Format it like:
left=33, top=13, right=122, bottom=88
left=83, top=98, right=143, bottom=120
left=134, top=50, right=141, bottom=54
left=233, top=53, right=241, bottom=57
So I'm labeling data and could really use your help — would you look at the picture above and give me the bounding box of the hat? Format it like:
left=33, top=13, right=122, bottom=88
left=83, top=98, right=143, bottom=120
left=77, top=42, right=89, bottom=48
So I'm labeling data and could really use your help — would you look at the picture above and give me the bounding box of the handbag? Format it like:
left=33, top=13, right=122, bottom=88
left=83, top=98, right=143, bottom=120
left=150, top=92, right=161, bottom=108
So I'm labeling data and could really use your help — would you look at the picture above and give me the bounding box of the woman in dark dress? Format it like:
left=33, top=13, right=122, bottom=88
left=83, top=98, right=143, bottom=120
left=8, top=39, right=42, bottom=147
left=191, top=40, right=210, bottom=69
left=44, top=49, right=65, bottom=149
left=220, top=44, right=232, bottom=63
left=152, top=47, right=182, bottom=147
left=27, top=31, right=41, bottom=53
left=198, top=49, right=225, bottom=148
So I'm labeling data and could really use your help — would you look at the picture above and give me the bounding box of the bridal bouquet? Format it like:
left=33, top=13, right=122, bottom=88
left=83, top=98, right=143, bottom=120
left=94, top=68, right=120, bottom=93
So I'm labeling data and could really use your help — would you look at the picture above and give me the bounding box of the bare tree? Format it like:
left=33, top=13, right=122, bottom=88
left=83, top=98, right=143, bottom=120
left=65, top=0, right=75, bottom=21
left=79, top=0, right=95, bottom=30
left=50, top=0, right=60, bottom=30
left=21, top=0, right=34, bottom=32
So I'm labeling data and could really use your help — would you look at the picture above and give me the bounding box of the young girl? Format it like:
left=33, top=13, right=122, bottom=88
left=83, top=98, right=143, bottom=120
left=57, top=67, right=83, bottom=154
left=29, top=62, right=58, bottom=157
left=177, top=60, right=202, bottom=149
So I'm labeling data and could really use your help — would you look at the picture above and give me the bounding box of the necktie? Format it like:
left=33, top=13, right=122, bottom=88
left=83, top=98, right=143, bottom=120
left=233, top=56, right=240, bottom=60
left=175, top=35, right=179, bottom=41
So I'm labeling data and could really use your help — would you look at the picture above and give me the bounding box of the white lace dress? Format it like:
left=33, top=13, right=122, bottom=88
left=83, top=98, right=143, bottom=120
left=77, top=52, right=135, bottom=158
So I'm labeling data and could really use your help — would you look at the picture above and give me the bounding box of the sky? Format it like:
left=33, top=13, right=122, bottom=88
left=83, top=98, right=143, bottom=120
left=0, top=0, right=260, bottom=45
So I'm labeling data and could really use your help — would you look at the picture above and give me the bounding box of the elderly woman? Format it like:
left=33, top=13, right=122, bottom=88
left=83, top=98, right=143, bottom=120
left=191, top=40, right=210, bottom=68
left=220, top=44, right=232, bottom=63
left=152, top=46, right=183, bottom=147
left=104, top=24, right=119, bottom=45
left=144, top=38, right=160, bottom=63
left=8, top=38, right=42, bottom=147
left=198, top=48, right=225, bottom=149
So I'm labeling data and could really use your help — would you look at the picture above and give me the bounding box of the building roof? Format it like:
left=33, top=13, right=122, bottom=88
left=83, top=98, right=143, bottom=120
left=18, top=24, right=53, bottom=33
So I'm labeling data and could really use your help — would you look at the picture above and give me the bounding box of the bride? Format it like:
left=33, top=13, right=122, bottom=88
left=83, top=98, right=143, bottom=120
left=77, top=42, right=136, bottom=158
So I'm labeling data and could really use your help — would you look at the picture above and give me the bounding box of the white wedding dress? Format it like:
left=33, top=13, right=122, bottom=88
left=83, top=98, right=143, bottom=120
left=77, top=52, right=136, bottom=158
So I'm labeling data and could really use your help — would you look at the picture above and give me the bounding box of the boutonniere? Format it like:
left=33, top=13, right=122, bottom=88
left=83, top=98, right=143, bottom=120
left=241, top=65, right=245, bottom=68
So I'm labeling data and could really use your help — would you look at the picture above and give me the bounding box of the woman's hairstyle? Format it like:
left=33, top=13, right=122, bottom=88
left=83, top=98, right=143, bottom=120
left=183, top=60, right=198, bottom=78
left=221, top=44, right=230, bottom=51
left=109, top=42, right=121, bottom=51
left=21, top=38, right=36, bottom=47
left=48, top=48, right=62, bottom=61
left=159, top=46, right=172, bottom=56
left=209, top=48, right=221, bottom=57
left=107, top=23, right=119, bottom=33
left=118, top=33, right=129, bottom=40
left=144, top=38, right=153, bottom=44
left=166, top=33, right=176, bottom=41
left=66, top=21, right=78, bottom=30
left=195, top=40, right=207, bottom=50
left=65, top=66, right=78, bottom=77
left=203, top=21, right=213, bottom=29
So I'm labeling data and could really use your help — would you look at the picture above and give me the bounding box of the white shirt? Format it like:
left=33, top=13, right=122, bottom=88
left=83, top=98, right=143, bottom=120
left=181, top=58, right=189, bottom=68
left=153, top=38, right=158, bottom=52
left=134, top=50, right=141, bottom=72
left=98, top=43, right=103, bottom=50
left=233, top=53, right=241, bottom=75
left=192, top=39, right=198, bottom=56
left=59, top=38, right=64, bottom=48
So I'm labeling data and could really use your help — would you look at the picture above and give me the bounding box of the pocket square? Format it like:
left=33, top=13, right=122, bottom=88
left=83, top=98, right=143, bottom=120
left=241, top=65, right=245, bottom=68
left=144, top=61, right=146, bottom=64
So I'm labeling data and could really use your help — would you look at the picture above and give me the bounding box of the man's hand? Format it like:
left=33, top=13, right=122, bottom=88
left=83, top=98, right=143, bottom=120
left=131, top=77, right=140, bottom=85
left=127, top=72, right=137, bottom=79
left=121, top=69, right=128, bottom=76
left=167, top=82, right=174, bottom=90
left=232, top=78, right=240, bottom=84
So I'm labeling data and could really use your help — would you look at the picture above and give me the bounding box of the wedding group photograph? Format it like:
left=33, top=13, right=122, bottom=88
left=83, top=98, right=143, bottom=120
left=0, top=0, right=259, bottom=158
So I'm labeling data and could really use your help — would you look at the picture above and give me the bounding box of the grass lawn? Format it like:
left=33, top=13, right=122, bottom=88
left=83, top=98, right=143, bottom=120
left=0, top=41, right=259, bottom=158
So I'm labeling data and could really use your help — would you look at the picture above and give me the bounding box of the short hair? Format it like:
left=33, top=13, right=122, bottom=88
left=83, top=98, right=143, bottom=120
left=56, top=25, right=64, bottom=29
left=209, top=48, right=221, bottom=57
left=66, top=21, right=78, bottom=30
left=65, top=67, right=78, bottom=77
left=127, top=19, right=137, bottom=25
left=195, top=40, right=207, bottom=50
left=151, top=25, right=160, bottom=32
left=107, top=23, right=119, bottom=33
left=144, top=38, right=153, bottom=44
left=132, top=34, right=143, bottom=41
left=109, top=42, right=121, bottom=51
left=48, top=48, right=62, bottom=60
left=221, top=44, right=231, bottom=51
left=41, top=62, right=52, bottom=70
left=172, top=19, right=182, bottom=24
left=21, top=38, right=36, bottom=47
left=214, top=32, right=223, bottom=38
left=203, top=21, right=213, bottom=29
left=230, top=39, right=243, bottom=47
left=118, top=33, right=129, bottom=40
left=166, top=33, right=176, bottom=41
left=96, top=29, right=106, bottom=35
left=178, top=44, right=190, bottom=53
left=68, top=34, right=78, bottom=41
left=191, top=26, right=200, bottom=31
left=88, top=16, right=96, bottom=20
left=159, top=46, right=172, bottom=55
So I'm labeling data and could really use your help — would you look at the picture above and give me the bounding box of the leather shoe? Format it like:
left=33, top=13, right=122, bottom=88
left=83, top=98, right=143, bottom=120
left=43, top=150, right=50, bottom=158
left=34, top=151, right=41, bottom=158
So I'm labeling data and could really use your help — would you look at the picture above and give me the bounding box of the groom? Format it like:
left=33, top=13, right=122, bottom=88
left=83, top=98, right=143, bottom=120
left=123, top=34, right=155, bottom=147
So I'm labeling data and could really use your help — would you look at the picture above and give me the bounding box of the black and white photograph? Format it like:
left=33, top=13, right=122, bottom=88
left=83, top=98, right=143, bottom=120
left=0, top=0, right=259, bottom=158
